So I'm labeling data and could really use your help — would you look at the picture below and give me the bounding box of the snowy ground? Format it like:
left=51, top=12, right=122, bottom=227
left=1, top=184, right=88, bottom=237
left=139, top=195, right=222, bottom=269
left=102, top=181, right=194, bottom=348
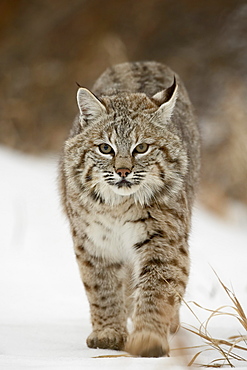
left=1, top=145, right=247, bottom=369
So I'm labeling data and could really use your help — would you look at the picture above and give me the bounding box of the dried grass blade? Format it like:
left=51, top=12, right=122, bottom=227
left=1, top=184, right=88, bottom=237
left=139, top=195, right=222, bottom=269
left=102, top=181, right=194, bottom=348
left=229, top=334, right=247, bottom=342
left=215, top=338, right=247, bottom=351
left=171, top=344, right=207, bottom=352
left=183, top=325, right=215, bottom=344
left=93, top=354, right=132, bottom=358
left=208, top=357, right=234, bottom=368
left=190, top=301, right=231, bottom=315
left=213, top=270, right=247, bottom=330
left=187, top=349, right=206, bottom=366
left=227, top=350, right=247, bottom=362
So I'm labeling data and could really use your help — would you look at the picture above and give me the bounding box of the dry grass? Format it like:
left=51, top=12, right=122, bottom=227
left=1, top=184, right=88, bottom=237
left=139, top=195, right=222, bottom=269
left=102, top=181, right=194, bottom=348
left=180, top=273, right=247, bottom=367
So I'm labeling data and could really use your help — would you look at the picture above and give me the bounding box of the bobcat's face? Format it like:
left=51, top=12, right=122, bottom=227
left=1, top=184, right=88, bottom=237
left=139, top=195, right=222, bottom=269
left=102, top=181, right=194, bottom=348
left=88, top=130, right=165, bottom=201
left=64, top=85, right=187, bottom=205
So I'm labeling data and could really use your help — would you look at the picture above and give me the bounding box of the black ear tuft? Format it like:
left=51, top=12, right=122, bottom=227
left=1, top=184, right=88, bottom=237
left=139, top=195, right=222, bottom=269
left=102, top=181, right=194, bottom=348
left=152, top=76, right=177, bottom=106
left=164, top=76, right=177, bottom=102
left=150, top=76, right=178, bottom=125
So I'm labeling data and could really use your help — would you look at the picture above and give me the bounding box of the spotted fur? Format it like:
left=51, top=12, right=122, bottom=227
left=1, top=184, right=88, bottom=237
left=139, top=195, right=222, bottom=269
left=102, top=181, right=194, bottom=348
left=59, top=61, right=200, bottom=357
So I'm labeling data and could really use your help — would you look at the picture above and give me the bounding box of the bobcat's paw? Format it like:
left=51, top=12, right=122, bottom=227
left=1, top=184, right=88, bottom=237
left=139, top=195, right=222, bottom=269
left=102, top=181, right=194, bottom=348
left=87, top=328, right=127, bottom=350
left=125, top=330, right=169, bottom=357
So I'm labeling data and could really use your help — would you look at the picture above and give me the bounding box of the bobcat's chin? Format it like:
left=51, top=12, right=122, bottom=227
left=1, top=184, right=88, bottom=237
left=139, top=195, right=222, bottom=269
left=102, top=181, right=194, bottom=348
left=111, top=184, right=139, bottom=196
left=111, top=183, right=156, bottom=206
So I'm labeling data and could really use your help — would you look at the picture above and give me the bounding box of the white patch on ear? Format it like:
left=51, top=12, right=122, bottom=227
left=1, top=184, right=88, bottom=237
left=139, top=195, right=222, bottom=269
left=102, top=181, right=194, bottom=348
left=77, top=88, right=106, bottom=125
left=151, top=78, right=178, bottom=125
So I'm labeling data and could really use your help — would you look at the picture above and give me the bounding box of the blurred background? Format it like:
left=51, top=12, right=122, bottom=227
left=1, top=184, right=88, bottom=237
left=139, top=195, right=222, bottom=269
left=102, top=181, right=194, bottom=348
left=0, top=0, right=247, bottom=214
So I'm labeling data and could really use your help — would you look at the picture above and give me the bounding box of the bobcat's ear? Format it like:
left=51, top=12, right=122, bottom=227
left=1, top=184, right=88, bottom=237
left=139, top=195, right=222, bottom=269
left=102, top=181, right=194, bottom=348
left=77, top=88, right=106, bottom=125
left=151, top=77, right=178, bottom=124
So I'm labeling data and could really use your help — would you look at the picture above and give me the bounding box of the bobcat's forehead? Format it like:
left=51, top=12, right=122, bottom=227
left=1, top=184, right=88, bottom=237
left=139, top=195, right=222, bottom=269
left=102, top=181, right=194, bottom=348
left=98, top=94, right=159, bottom=148
left=103, top=92, right=157, bottom=110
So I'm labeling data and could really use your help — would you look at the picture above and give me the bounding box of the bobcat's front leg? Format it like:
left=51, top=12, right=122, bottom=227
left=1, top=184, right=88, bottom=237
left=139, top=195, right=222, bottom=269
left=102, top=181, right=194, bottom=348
left=75, top=242, right=128, bottom=350
left=125, top=231, right=189, bottom=357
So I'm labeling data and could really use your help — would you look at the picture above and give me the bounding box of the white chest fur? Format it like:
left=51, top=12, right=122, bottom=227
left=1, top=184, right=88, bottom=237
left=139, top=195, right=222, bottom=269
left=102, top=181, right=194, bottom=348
left=85, top=211, right=147, bottom=263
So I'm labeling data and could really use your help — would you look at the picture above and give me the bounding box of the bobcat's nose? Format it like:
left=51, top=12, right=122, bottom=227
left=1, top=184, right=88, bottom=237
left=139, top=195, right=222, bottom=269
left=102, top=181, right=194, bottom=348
left=116, top=168, right=131, bottom=178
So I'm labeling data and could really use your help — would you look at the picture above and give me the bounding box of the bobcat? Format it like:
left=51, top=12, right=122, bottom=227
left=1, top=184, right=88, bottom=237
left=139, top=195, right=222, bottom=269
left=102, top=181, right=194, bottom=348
left=59, top=61, right=200, bottom=357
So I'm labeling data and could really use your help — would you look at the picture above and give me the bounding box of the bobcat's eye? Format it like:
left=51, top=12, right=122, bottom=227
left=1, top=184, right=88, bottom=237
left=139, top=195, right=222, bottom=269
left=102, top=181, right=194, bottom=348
left=99, top=143, right=114, bottom=155
left=134, top=143, right=149, bottom=154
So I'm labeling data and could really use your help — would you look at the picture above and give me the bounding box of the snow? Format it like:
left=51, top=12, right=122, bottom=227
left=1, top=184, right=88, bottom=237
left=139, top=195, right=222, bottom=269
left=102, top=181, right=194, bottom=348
left=0, top=145, right=247, bottom=369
